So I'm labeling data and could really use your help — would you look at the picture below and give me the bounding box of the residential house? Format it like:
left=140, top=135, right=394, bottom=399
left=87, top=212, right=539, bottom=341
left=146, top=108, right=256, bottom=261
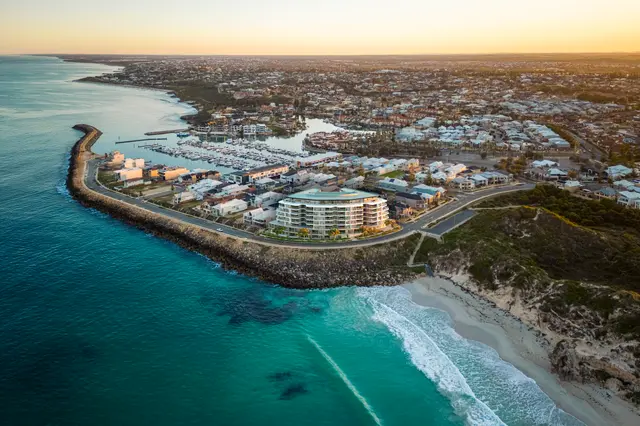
left=378, top=178, right=409, bottom=192
left=115, top=167, right=143, bottom=181
left=469, top=174, right=489, bottom=187
left=243, top=208, right=277, bottom=226
left=451, top=177, right=475, bottom=190
left=122, top=178, right=144, bottom=188
left=594, top=187, right=617, bottom=199
left=395, top=192, right=426, bottom=209
left=173, top=191, right=196, bottom=205
left=390, top=202, right=414, bottom=219
left=252, top=191, right=285, bottom=208
left=343, top=176, right=365, bottom=189
left=617, top=191, right=640, bottom=208
left=412, top=184, right=446, bottom=197
left=212, top=199, right=249, bottom=216
left=606, top=165, right=633, bottom=180
left=160, top=167, right=190, bottom=181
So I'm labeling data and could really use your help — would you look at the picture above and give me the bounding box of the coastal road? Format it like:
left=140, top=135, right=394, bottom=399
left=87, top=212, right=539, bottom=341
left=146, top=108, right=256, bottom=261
left=85, top=159, right=533, bottom=249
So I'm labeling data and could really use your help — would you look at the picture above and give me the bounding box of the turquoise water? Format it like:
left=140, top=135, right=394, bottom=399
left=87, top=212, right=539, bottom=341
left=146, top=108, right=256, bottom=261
left=0, top=55, right=582, bottom=426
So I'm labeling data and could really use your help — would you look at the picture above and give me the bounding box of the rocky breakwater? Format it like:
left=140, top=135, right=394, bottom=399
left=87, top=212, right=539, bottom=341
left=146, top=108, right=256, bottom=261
left=67, top=125, right=420, bottom=288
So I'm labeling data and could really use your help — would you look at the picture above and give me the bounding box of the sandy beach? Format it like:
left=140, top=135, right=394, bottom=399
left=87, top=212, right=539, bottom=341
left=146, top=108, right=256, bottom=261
left=403, top=276, right=639, bottom=426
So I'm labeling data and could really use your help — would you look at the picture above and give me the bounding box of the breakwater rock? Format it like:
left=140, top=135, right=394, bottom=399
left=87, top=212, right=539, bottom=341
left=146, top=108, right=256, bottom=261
left=67, top=125, right=420, bottom=289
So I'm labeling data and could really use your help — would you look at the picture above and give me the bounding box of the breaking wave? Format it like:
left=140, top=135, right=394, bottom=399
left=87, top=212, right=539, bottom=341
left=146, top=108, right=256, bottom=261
left=358, top=287, right=584, bottom=426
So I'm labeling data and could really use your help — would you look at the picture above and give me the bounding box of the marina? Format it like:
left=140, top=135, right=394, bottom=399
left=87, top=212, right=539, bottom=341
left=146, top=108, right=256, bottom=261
left=140, top=137, right=310, bottom=170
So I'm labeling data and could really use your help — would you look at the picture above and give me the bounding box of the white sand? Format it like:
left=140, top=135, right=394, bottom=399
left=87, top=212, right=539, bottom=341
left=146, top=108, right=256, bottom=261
left=403, top=276, right=639, bottom=426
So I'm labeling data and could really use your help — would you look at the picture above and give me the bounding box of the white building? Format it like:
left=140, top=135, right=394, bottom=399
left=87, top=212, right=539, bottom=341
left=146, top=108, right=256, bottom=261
left=212, top=199, right=249, bottom=217
left=173, top=191, right=195, bottom=205
left=115, top=167, right=143, bottom=181
left=253, top=191, right=285, bottom=207
left=188, top=179, right=223, bottom=200
left=271, top=188, right=389, bottom=239
left=124, top=158, right=145, bottom=169
left=243, top=208, right=277, bottom=226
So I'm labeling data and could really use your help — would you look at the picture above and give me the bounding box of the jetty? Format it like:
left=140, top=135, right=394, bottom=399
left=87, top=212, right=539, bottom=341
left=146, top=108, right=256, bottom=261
left=144, top=128, right=190, bottom=136
left=115, top=137, right=168, bottom=144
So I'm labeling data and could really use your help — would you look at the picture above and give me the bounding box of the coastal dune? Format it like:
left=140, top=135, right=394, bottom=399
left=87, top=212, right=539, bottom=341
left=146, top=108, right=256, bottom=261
left=67, top=125, right=419, bottom=289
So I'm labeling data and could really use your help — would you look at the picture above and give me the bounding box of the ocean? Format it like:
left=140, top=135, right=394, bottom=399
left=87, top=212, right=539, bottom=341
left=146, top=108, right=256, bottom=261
left=0, top=55, right=583, bottom=426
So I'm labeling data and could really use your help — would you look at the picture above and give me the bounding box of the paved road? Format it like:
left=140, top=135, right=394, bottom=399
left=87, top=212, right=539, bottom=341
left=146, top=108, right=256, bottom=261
left=85, top=159, right=533, bottom=249
left=427, top=210, right=477, bottom=236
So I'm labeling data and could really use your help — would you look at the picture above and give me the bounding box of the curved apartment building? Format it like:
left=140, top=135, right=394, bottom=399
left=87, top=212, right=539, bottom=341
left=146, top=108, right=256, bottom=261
left=271, top=188, right=389, bottom=239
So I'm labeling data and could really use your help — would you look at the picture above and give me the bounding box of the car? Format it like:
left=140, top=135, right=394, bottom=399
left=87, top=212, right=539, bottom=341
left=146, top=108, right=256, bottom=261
left=216, top=228, right=224, bottom=232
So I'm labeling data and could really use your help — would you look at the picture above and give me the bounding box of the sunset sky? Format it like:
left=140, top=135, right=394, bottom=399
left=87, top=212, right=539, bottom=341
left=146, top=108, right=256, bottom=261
left=2, top=0, right=639, bottom=55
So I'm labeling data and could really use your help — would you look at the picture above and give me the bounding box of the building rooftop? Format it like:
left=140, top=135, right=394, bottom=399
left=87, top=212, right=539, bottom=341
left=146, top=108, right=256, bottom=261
left=287, top=187, right=380, bottom=201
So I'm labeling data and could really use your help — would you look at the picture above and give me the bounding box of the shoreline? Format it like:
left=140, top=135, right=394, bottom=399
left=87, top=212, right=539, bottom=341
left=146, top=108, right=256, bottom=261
left=68, top=126, right=638, bottom=423
left=403, top=276, right=640, bottom=426
left=67, top=125, right=420, bottom=289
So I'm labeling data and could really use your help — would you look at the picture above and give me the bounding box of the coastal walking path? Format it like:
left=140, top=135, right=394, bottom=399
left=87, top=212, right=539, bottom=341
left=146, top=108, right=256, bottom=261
left=84, top=157, right=534, bottom=250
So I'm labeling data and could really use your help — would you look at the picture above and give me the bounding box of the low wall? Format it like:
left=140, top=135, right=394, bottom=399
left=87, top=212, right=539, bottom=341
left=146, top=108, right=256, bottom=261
left=67, top=125, right=419, bottom=288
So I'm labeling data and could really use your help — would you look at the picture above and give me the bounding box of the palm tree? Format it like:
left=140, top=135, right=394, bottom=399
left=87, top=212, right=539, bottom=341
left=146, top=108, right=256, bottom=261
left=274, top=226, right=285, bottom=236
left=329, top=228, right=340, bottom=240
left=298, top=228, right=310, bottom=239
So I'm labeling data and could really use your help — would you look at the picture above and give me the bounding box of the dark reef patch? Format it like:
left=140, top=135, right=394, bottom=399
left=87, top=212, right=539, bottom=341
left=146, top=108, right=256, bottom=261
left=279, top=383, right=308, bottom=400
left=268, top=371, right=294, bottom=382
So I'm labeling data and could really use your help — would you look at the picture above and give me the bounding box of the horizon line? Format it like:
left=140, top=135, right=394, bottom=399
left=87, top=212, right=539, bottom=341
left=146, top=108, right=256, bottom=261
left=10, top=51, right=640, bottom=58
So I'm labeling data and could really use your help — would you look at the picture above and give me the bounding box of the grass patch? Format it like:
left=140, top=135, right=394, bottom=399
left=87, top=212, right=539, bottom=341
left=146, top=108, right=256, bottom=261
left=380, top=170, right=405, bottom=179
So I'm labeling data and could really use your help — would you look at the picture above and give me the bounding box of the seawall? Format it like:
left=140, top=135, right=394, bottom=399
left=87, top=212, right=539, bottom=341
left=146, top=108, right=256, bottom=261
left=67, top=125, right=419, bottom=288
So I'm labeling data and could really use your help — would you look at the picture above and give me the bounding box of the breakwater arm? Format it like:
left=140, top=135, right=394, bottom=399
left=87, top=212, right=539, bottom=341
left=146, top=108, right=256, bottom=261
left=67, top=124, right=420, bottom=288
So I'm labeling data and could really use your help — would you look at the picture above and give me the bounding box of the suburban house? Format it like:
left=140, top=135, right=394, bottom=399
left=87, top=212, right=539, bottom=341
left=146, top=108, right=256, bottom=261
left=115, top=167, right=143, bottom=181
left=378, top=178, right=409, bottom=192
left=531, top=160, right=558, bottom=168
left=228, top=164, right=290, bottom=184
left=562, top=180, right=583, bottom=191
left=594, top=187, right=617, bottom=199
left=343, top=176, right=365, bottom=189
left=243, top=208, right=277, bottom=226
left=390, top=202, right=414, bottom=219
left=160, top=167, right=190, bottom=181
left=395, top=192, right=426, bottom=209
left=173, top=191, right=196, bottom=205
left=451, top=177, right=475, bottom=190
left=122, top=178, right=145, bottom=188
left=617, top=191, right=640, bottom=208
left=469, top=174, right=489, bottom=187
left=545, top=168, right=569, bottom=180
left=606, top=164, right=633, bottom=180
left=412, top=184, right=446, bottom=197
left=212, top=199, right=249, bottom=216
left=252, top=191, right=285, bottom=207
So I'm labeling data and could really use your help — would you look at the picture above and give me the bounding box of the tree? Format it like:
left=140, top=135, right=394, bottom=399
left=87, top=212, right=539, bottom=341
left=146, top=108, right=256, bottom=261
left=357, top=165, right=365, bottom=177
left=568, top=170, right=579, bottom=179
left=274, top=226, right=285, bottom=236
left=329, top=228, right=340, bottom=240
left=424, top=170, right=433, bottom=185
left=407, top=172, right=416, bottom=182
left=480, top=152, right=488, bottom=160
left=298, top=228, right=310, bottom=239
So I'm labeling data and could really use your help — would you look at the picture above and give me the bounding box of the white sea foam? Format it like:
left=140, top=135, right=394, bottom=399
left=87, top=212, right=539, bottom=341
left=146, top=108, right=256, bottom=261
left=308, top=335, right=383, bottom=426
left=359, top=286, right=584, bottom=426
left=368, top=297, right=506, bottom=426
